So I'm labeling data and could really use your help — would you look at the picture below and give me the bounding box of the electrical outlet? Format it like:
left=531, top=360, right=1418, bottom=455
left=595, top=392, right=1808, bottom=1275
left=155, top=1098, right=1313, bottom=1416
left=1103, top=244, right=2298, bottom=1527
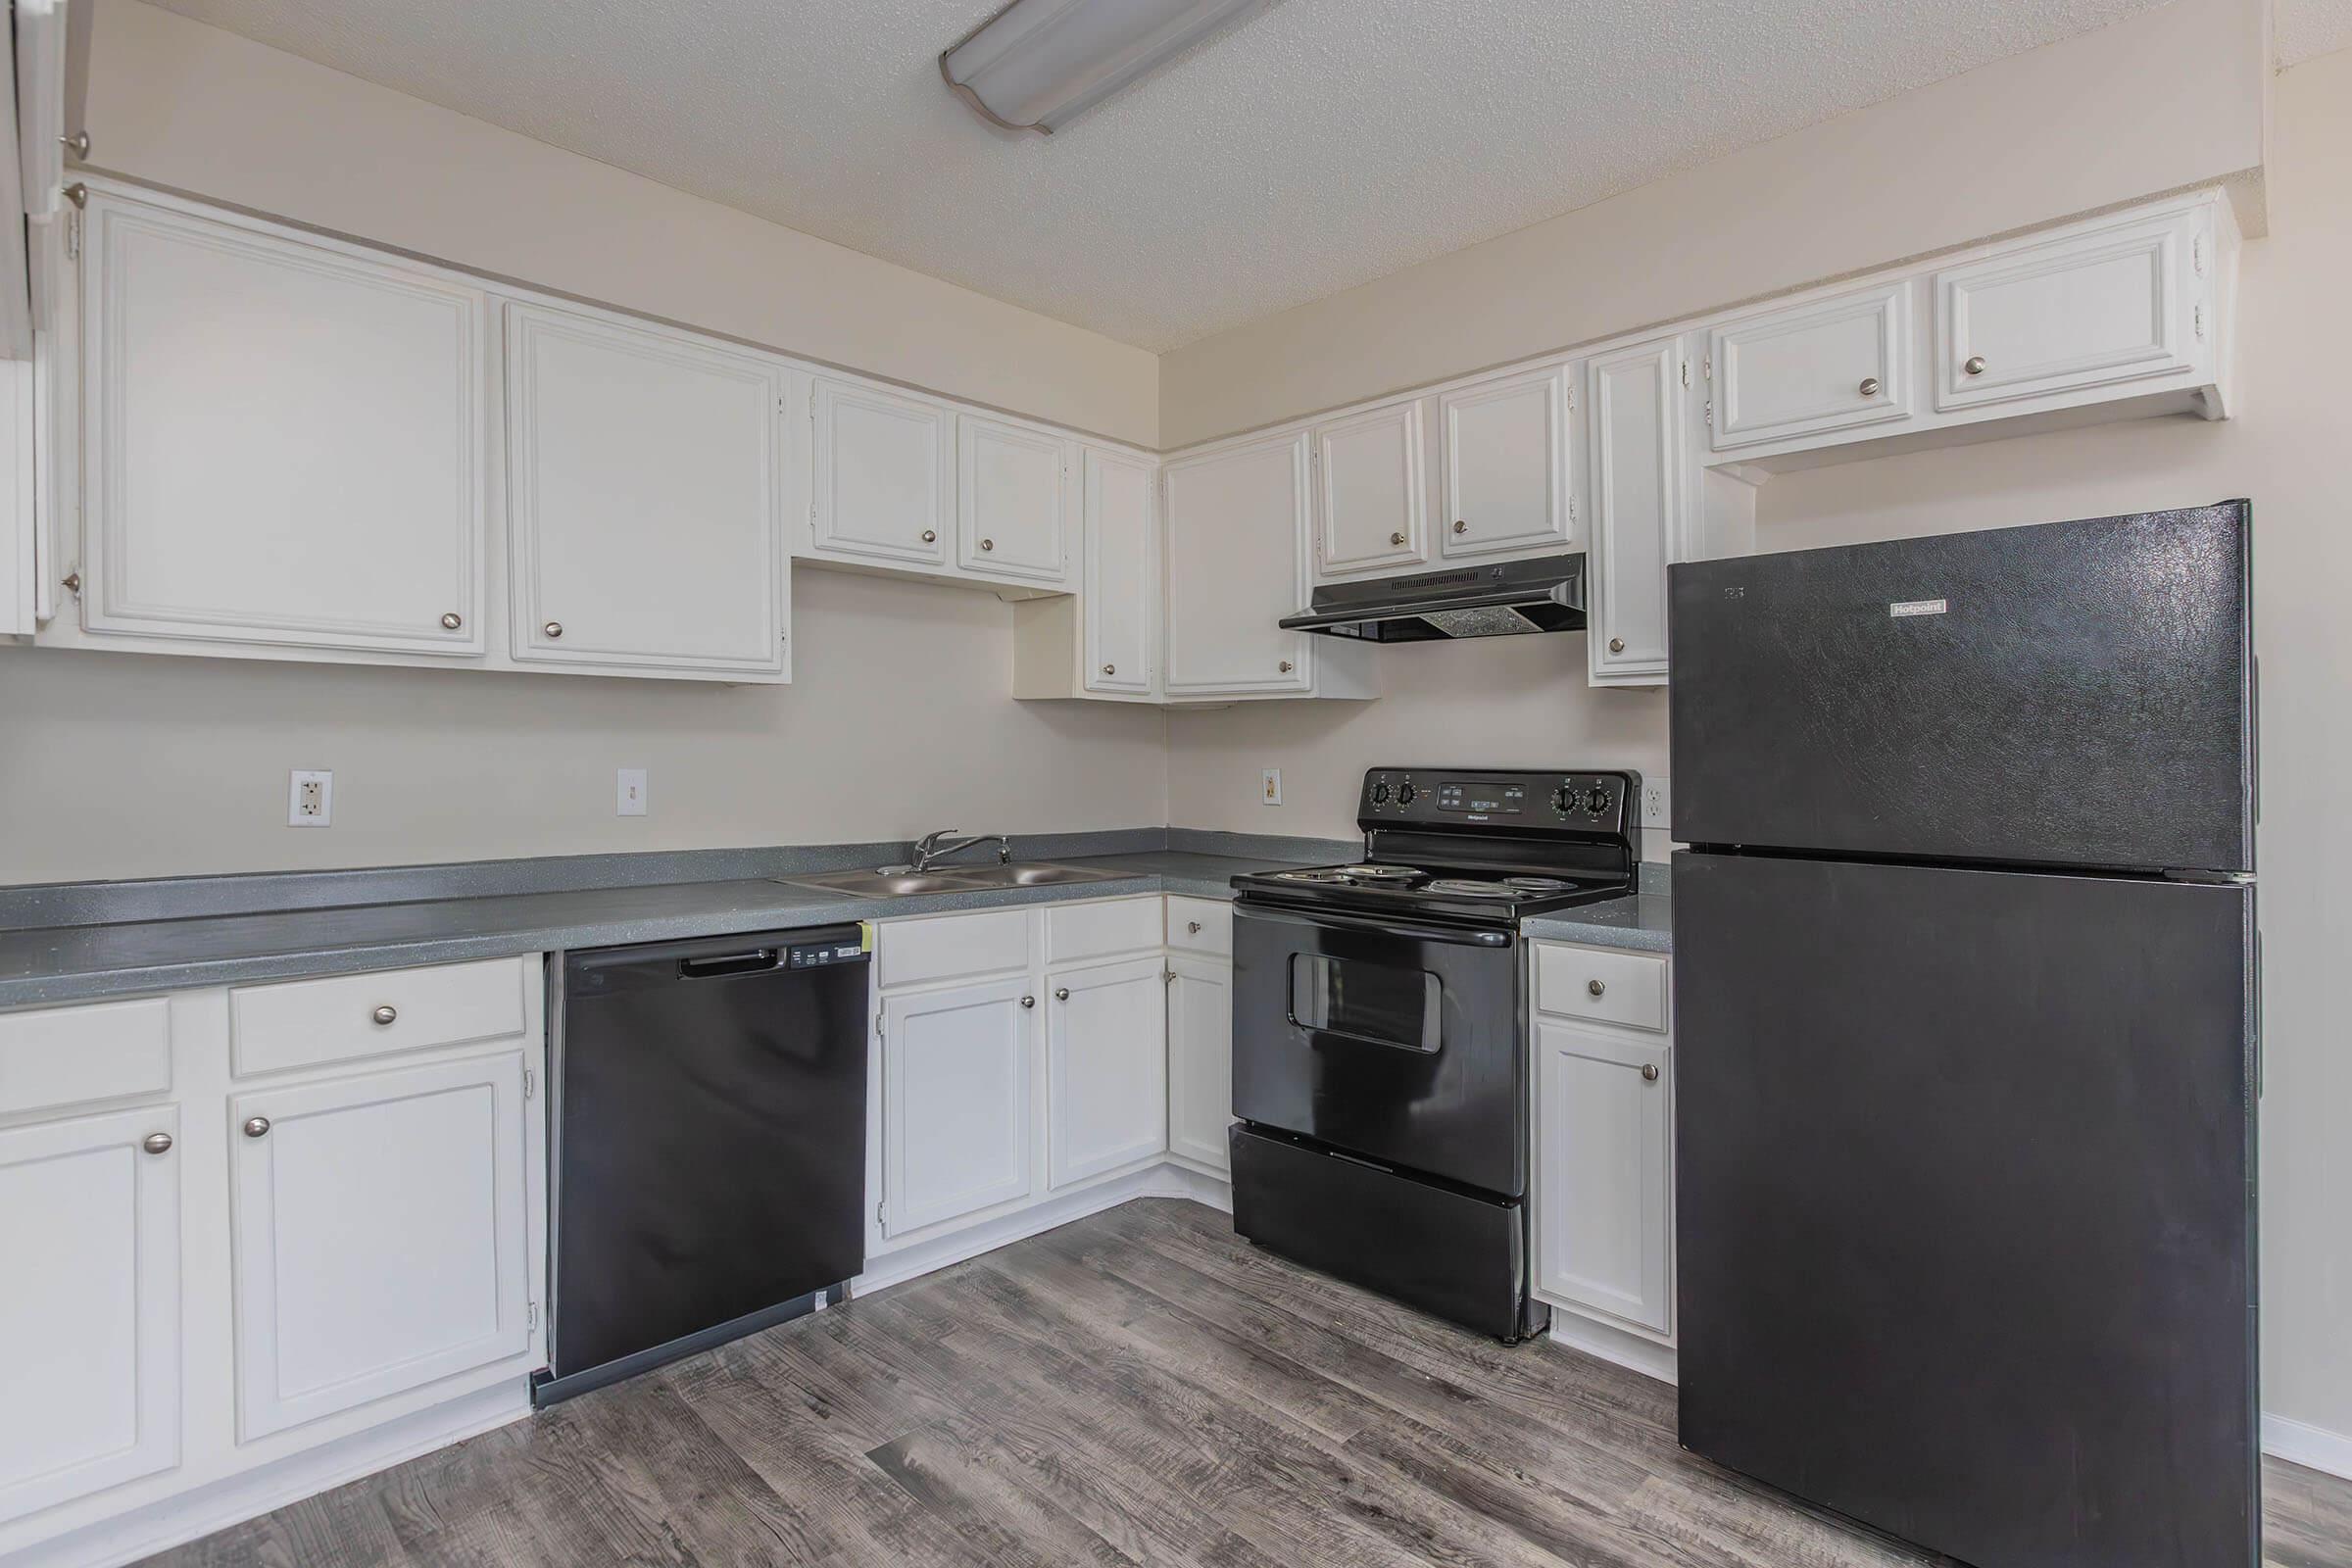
left=1260, top=767, right=1283, bottom=806
left=1640, top=774, right=1671, bottom=830
left=617, top=768, right=649, bottom=817
left=288, top=769, right=332, bottom=828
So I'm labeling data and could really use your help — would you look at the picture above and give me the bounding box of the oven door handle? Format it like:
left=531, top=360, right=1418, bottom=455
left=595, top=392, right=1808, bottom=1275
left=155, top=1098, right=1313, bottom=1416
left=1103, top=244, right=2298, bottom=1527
left=1236, top=903, right=1514, bottom=948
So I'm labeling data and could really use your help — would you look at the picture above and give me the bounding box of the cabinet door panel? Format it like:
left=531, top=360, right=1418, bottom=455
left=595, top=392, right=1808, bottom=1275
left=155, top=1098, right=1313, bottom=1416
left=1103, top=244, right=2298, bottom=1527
left=1313, top=399, right=1427, bottom=577
left=1046, top=956, right=1167, bottom=1188
left=1586, top=337, right=1684, bottom=683
left=958, top=416, right=1068, bottom=584
left=884, top=978, right=1033, bottom=1234
left=1165, top=955, right=1233, bottom=1173
left=1161, top=434, right=1312, bottom=697
left=83, top=196, right=485, bottom=655
left=1709, top=281, right=1910, bottom=452
left=231, top=1053, right=530, bottom=1440
left=507, top=305, right=785, bottom=676
left=1935, top=212, right=2192, bottom=411
left=1083, top=448, right=1156, bottom=696
left=0, top=1106, right=180, bottom=1524
left=1534, top=1020, right=1671, bottom=1335
left=813, top=379, right=953, bottom=566
left=1438, top=364, right=1572, bottom=559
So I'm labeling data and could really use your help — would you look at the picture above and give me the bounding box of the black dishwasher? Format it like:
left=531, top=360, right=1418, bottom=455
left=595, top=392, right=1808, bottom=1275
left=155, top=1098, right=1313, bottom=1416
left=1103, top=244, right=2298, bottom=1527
left=536, top=925, right=868, bottom=1405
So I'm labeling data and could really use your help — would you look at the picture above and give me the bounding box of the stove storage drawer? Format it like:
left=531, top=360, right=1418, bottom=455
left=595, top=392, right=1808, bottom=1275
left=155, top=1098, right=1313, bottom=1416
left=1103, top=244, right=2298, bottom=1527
left=1534, top=942, right=1668, bottom=1033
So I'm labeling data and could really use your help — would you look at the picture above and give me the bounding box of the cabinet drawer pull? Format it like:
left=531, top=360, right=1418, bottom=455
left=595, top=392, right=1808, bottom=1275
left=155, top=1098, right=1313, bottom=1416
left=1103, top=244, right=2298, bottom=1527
left=1858, top=376, right=1881, bottom=397
left=243, top=1116, right=271, bottom=1139
left=371, top=1004, right=398, bottom=1026
left=1187, top=921, right=1202, bottom=935
left=1278, top=660, right=1294, bottom=673
left=1587, top=978, right=1605, bottom=997
left=1964, top=355, right=1987, bottom=376
left=142, top=1132, right=173, bottom=1155
left=1641, top=1062, right=1660, bottom=1083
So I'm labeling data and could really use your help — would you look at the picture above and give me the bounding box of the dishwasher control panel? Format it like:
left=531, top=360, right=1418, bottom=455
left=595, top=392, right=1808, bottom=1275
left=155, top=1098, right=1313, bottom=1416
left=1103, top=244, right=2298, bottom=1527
left=788, top=938, right=869, bottom=968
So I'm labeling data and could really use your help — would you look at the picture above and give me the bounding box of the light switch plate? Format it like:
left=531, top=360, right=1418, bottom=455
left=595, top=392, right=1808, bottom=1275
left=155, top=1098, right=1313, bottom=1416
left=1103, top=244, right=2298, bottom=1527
left=288, top=769, right=332, bottom=827
left=1260, top=767, right=1283, bottom=806
left=617, top=768, right=649, bottom=817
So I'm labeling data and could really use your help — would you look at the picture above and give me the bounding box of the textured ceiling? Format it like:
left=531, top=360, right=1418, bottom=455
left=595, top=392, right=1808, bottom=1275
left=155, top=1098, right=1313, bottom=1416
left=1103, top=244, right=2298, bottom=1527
left=146, top=0, right=2246, bottom=351
left=2278, top=0, right=2352, bottom=63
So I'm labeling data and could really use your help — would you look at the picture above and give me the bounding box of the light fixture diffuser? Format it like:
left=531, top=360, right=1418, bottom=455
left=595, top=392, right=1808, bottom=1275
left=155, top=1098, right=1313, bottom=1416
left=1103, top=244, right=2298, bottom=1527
left=941, top=0, right=1276, bottom=135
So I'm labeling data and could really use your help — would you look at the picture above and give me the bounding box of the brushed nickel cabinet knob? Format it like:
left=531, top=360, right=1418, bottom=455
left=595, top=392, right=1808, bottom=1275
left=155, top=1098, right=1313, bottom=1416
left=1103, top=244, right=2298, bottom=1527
left=1054, top=988, right=1070, bottom=1002
left=371, top=1004, right=398, bottom=1026
left=1858, top=376, right=1881, bottom=397
left=1187, top=921, right=1201, bottom=934
left=543, top=621, right=564, bottom=639
left=1021, top=995, right=1035, bottom=1008
left=920, top=529, right=938, bottom=544
left=243, top=1116, right=271, bottom=1139
left=441, top=612, right=463, bottom=630
left=1102, top=663, right=1116, bottom=676
left=979, top=537, right=995, bottom=552
left=1390, top=531, right=1408, bottom=546
left=1588, top=978, right=1606, bottom=997
left=1608, top=638, right=1626, bottom=654
left=1278, top=660, right=1294, bottom=673
left=1641, top=1062, right=1660, bottom=1082
left=142, top=1132, right=172, bottom=1155
left=1964, top=355, right=1987, bottom=376
left=1452, top=519, right=1469, bottom=534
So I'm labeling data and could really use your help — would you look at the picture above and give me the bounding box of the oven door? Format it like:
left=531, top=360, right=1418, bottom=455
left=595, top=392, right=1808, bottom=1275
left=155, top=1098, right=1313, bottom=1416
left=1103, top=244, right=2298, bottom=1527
left=1231, top=902, right=1524, bottom=1197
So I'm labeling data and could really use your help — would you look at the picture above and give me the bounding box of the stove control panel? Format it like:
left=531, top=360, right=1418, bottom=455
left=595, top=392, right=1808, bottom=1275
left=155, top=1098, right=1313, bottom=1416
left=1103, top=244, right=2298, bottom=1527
left=1359, top=768, right=1640, bottom=832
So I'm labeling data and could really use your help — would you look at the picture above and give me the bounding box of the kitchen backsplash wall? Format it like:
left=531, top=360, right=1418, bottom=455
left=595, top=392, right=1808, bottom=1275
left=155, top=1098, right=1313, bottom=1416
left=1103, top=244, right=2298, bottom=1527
left=0, top=568, right=1169, bottom=883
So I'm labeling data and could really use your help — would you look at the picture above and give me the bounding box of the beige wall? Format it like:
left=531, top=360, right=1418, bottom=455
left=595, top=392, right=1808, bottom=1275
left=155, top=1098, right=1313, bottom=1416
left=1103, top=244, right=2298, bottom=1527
left=1158, top=0, right=2269, bottom=448
left=0, top=567, right=1168, bottom=881
left=84, top=0, right=1158, bottom=446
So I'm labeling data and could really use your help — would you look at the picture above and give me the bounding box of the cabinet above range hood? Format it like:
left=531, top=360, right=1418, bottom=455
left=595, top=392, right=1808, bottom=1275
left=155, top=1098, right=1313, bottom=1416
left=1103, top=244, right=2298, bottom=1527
left=1278, top=552, right=1587, bottom=642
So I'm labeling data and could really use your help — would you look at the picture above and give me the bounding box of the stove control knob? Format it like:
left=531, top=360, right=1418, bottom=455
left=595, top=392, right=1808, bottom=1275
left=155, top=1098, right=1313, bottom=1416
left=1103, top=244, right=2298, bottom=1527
left=1552, top=785, right=1578, bottom=813
left=1371, top=781, right=1391, bottom=804
left=1586, top=788, right=1612, bottom=813
left=1396, top=782, right=1417, bottom=807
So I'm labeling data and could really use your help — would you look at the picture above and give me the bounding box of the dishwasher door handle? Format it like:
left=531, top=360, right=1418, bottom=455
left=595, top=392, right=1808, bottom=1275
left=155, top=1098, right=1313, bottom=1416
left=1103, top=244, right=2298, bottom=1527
left=677, top=949, right=782, bottom=979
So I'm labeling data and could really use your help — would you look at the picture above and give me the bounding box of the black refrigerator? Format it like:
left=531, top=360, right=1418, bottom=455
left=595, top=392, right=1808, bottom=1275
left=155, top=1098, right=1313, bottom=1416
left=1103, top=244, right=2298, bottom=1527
left=1669, top=501, right=2259, bottom=1568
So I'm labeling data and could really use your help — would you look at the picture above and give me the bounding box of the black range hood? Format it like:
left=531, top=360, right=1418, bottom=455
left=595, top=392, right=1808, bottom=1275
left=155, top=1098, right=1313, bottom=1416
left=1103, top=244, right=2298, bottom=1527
left=1278, top=552, right=1588, bottom=642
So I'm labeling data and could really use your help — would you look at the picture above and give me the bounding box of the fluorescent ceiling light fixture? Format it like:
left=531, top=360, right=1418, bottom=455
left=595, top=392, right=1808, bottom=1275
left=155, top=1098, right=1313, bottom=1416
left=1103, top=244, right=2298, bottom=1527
left=942, top=0, right=1277, bottom=135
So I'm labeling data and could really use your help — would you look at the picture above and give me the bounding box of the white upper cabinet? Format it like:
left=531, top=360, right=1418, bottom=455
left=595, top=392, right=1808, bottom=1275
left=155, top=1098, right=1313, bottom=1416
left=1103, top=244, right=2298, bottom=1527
left=0, top=1105, right=181, bottom=1526
left=956, top=415, right=1070, bottom=586
left=1311, top=397, right=1429, bottom=578
left=1437, top=363, right=1575, bottom=560
left=1084, top=447, right=1156, bottom=697
left=1933, top=207, right=2200, bottom=413
left=1161, top=432, right=1314, bottom=698
left=1585, top=336, right=1686, bottom=686
left=505, top=304, right=787, bottom=679
left=229, top=1052, right=532, bottom=1440
left=1708, top=279, right=1911, bottom=453
left=81, top=192, right=487, bottom=656
left=811, top=377, right=954, bottom=568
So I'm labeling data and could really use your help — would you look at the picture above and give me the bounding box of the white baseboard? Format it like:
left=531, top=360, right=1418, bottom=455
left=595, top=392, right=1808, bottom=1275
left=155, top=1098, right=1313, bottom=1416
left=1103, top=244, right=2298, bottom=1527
left=2265, top=1412, right=2352, bottom=1481
left=853, top=1160, right=1230, bottom=1297
left=1543, top=1307, right=1679, bottom=1385
left=6, top=1381, right=530, bottom=1568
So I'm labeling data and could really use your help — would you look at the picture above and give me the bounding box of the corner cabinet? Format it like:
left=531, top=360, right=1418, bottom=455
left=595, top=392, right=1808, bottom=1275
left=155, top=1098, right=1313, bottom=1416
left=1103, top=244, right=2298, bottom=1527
left=505, top=304, right=789, bottom=679
left=78, top=191, right=488, bottom=657
left=1010, top=441, right=1161, bottom=701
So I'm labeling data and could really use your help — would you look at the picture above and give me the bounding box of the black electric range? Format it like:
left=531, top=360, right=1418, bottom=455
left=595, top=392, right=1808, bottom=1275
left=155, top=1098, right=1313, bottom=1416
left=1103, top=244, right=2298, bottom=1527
left=1225, top=767, right=1642, bottom=1343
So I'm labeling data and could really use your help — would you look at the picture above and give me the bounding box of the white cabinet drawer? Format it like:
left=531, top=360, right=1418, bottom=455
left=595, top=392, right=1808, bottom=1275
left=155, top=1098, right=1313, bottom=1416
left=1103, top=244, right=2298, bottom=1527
left=1934, top=210, right=2197, bottom=412
left=1534, top=943, right=1668, bottom=1033
left=876, top=908, right=1030, bottom=990
left=1044, top=897, right=1165, bottom=965
left=1165, top=897, right=1233, bottom=958
left=0, top=996, right=172, bottom=1116
left=230, top=958, right=530, bottom=1077
left=1708, top=280, right=1911, bottom=452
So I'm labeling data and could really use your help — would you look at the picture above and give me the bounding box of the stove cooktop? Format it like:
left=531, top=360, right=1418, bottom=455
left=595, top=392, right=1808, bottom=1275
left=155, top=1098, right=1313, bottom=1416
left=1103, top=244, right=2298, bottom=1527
left=1236, top=860, right=1630, bottom=922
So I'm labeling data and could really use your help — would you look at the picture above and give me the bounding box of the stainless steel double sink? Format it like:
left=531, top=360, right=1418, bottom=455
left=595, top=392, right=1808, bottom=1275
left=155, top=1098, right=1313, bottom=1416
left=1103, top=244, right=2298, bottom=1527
left=773, top=861, right=1134, bottom=900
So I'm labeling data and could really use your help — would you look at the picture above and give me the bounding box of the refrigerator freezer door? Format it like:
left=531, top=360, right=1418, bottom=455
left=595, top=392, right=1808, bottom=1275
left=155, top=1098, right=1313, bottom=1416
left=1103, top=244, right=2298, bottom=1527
left=1674, top=851, right=2257, bottom=1568
left=1669, top=502, right=2252, bottom=873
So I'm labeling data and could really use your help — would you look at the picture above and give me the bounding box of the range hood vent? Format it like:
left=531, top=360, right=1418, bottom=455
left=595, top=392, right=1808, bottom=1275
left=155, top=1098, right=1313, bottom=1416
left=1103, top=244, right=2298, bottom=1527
left=1278, top=552, right=1588, bottom=642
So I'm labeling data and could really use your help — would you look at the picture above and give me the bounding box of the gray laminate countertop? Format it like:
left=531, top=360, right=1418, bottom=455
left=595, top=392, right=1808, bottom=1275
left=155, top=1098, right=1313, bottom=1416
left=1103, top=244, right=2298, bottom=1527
left=0, top=850, right=1300, bottom=1009
left=1518, top=887, right=1675, bottom=954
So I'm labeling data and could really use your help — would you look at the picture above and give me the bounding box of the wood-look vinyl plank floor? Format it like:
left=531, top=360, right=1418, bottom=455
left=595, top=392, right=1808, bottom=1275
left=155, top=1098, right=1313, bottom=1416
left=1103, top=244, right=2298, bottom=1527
left=141, top=1199, right=2352, bottom=1568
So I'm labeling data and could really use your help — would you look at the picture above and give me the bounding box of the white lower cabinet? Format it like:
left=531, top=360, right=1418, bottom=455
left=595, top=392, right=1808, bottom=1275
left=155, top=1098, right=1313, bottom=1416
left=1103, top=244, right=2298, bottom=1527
left=1531, top=942, right=1675, bottom=1344
left=1164, top=952, right=1234, bottom=1174
left=228, top=1052, right=532, bottom=1440
left=880, top=976, right=1036, bottom=1237
left=1045, top=956, right=1167, bottom=1189
left=0, top=1105, right=181, bottom=1526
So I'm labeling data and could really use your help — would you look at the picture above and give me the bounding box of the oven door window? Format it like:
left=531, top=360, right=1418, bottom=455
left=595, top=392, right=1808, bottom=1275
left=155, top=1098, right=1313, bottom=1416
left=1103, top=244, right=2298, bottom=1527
left=1288, top=953, right=1441, bottom=1053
